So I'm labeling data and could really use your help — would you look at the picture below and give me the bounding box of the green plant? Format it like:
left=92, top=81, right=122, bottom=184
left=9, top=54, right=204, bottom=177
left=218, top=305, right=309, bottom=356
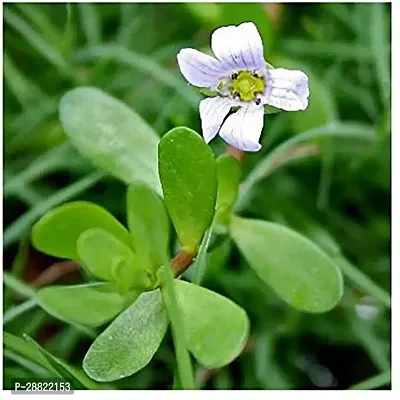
left=3, top=3, right=390, bottom=391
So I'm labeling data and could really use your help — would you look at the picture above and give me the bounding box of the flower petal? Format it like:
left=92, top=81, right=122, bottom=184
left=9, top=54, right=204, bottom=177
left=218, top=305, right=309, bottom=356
left=199, top=97, right=236, bottom=143
left=211, top=22, right=266, bottom=72
left=262, top=68, right=310, bottom=111
left=219, top=102, right=264, bottom=152
left=177, top=48, right=228, bottom=88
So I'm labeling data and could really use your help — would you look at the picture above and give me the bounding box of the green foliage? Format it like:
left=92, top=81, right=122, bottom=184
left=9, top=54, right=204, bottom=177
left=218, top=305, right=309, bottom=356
left=127, top=183, right=170, bottom=272
left=23, top=335, right=88, bottom=389
left=350, top=370, right=391, bottom=390
left=83, top=290, right=168, bottom=382
left=174, top=280, right=249, bottom=368
left=231, top=216, right=343, bottom=312
left=31, top=201, right=131, bottom=260
left=190, top=228, right=213, bottom=285
left=36, top=283, right=134, bottom=327
left=59, top=87, right=161, bottom=194
left=4, top=2, right=391, bottom=391
left=158, top=127, right=217, bottom=253
left=160, top=266, right=195, bottom=389
left=4, top=333, right=99, bottom=389
left=77, top=228, right=151, bottom=292
left=216, top=155, right=241, bottom=223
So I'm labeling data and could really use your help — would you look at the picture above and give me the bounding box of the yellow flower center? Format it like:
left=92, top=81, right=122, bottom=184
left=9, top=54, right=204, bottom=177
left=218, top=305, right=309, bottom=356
left=230, top=71, right=265, bottom=102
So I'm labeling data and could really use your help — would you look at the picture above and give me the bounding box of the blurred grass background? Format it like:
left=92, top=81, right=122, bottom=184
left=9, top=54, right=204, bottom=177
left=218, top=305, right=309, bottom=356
left=3, top=2, right=390, bottom=389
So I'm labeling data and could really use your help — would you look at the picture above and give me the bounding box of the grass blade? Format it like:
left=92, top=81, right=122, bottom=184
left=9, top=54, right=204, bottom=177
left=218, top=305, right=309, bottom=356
left=3, top=272, right=36, bottom=299
left=4, top=144, right=72, bottom=196
left=370, top=4, right=390, bottom=105
left=350, top=370, right=391, bottom=390
left=4, top=298, right=38, bottom=325
left=78, top=3, right=102, bottom=46
left=336, top=257, right=390, bottom=309
left=4, top=7, right=71, bottom=77
left=74, top=44, right=200, bottom=108
left=3, top=172, right=104, bottom=248
left=281, top=39, right=390, bottom=62
left=236, top=122, right=376, bottom=212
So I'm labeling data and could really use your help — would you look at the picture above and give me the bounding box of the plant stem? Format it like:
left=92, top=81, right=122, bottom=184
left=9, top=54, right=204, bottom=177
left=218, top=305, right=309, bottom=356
left=4, top=298, right=38, bottom=324
left=161, top=264, right=195, bottom=389
left=171, top=250, right=194, bottom=277
left=336, top=257, right=391, bottom=309
left=226, top=145, right=245, bottom=163
left=3, top=272, right=36, bottom=299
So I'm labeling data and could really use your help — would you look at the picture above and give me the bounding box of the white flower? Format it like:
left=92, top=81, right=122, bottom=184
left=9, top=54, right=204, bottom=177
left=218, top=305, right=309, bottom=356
left=177, top=22, right=310, bottom=152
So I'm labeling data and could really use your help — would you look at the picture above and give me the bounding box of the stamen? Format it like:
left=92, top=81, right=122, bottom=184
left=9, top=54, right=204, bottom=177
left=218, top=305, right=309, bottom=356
left=233, top=92, right=241, bottom=101
left=230, top=71, right=266, bottom=102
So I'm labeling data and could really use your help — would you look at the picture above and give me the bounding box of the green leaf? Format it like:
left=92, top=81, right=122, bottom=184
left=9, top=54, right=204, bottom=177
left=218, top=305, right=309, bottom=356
left=59, top=87, right=162, bottom=194
left=183, top=3, right=222, bottom=27
left=191, top=227, right=213, bottom=285
left=350, top=371, right=391, bottom=390
left=264, top=105, right=282, bottom=115
left=83, top=289, right=168, bottom=382
left=236, top=121, right=376, bottom=212
left=370, top=4, right=390, bottom=105
left=4, top=298, right=38, bottom=325
left=216, top=154, right=241, bottom=222
left=37, top=283, right=136, bottom=327
left=174, top=280, right=249, bottom=368
left=23, top=335, right=91, bottom=389
left=32, top=201, right=131, bottom=260
left=127, top=182, right=170, bottom=271
left=158, top=127, right=217, bottom=253
left=4, top=332, right=52, bottom=372
left=77, top=228, right=154, bottom=292
left=3, top=8, right=71, bottom=77
left=230, top=217, right=343, bottom=313
left=195, top=86, right=219, bottom=98
left=4, top=332, right=99, bottom=389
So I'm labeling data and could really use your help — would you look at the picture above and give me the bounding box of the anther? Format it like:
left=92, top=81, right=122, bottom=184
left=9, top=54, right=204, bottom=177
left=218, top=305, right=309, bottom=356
left=231, top=73, right=238, bottom=80
left=255, top=97, right=262, bottom=106
left=233, top=91, right=241, bottom=101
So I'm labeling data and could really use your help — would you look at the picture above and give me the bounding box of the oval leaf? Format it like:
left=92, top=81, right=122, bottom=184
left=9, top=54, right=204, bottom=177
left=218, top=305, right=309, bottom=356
left=174, top=280, right=249, bottom=368
left=83, top=289, right=168, bottom=382
left=77, top=228, right=153, bottom=292
left=231, top=216, right=343, bottom=313
left=158, top=127, right=217, bottom=253
left=32, top=201, right=131, bottom=260
left=59, top=87, right=162, bottom=194
left=127, top=182, right=170, bottom=271
left=216, top=154, right=241, bottom=222
left=37, top=283, right=135, bottom=327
